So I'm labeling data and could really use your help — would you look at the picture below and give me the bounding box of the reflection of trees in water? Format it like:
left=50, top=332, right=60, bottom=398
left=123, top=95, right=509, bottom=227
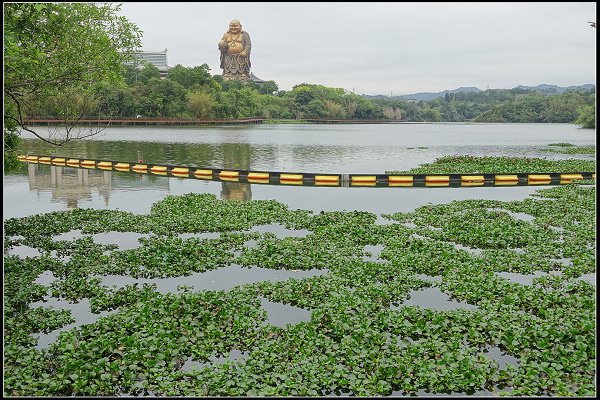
left=18, top=137, right=268, bottom=202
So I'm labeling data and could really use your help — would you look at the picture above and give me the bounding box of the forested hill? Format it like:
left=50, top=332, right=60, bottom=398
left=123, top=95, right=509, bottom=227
left=364, top=84, right=594, bottom=101
left=28, top=62, right=595, bottom=127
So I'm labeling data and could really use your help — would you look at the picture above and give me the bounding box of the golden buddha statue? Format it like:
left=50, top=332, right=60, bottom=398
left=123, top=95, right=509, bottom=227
left=218, top=19, right=251, bottom=81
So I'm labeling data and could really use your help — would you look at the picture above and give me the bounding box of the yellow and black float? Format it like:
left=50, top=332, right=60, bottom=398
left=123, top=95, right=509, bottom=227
left=460, top=175, right=485, bottom=187
left=150, top=165, right=168, bottom=176
left=17, top=154, right=596, bottom=189
left=315, top=175, right=339, bottom=186
left=425, top=175, right=450, bottom=187
left=80, top=160, right=96, bottom=169
left=171, top=167, right=190, bottom=178
left=114, top=163, right=130, bottom=172
left=219, top=170, right=239, bottom=181
left=97, top=161, right=113, bottom=170
left=132, top=164, right=148, bottom=173
left=280, top=173, right=303, bottom=185
left=351, top=175, right=377, bottom=187
left=388, top=175, right=414, bottom=187
left=494, top=174, right=519, bottom=186
left=194, top=169, right=213, bottom=179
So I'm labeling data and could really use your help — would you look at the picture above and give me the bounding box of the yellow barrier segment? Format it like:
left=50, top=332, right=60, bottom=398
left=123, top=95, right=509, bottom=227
left=171, top=167, right=189, bottom=175
left=26, top=155, right=39, bottom=163
left=81, top=160, right=96, bottom=169
left=460, top=175, right=485, bottom=186
left=114, top=163, right=130, bottom=171
left=280, top=173, right=303, bottom=181
left=315, top=175, right=339, bottom=186
left=52, top=158, right=66, bottom=165
left=351, top=176, right=376, bottom=186
left=194, top=169, right=212, bottom=179
left=315, top=175, right=339, bottom=182
left=219, top=171, right=239, bottom=179
left=527, top=174, right=551, bottom=185
left=495, top=175, right=518, bottom=185
left=248, top=177, right=270, bottom=184
left=528, top=174, right=551, bottom=181
left=425, top=182, right=450, bottom=187
left=17, top=155, right=27, bottom=162
left=591, top=173, right=595, bottom=180
left=150, top=166, right=168, bottom=175
left=388, top=175, right=413, bottom=187
left=97, top=161, right=113, bottom=170
left=560, top=174, right=583, bottom=180
left=280, top=179, right=303, bottom=185
left=426, top=175, right=450, bottom=183
left=38, top=157, right=52, bottom=164
left=461, top=175, right=484, bottom=182
left=247, top=172, right=270, bottom=179
left=461, top=181, right=485, bottom=187
left=66, top=159, right=80, bottom=167
left=132, top=164, right=148, bottom=173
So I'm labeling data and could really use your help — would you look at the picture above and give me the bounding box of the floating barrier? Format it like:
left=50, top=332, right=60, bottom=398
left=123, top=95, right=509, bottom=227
left=132, top=164, right=147, bottom=173
left=114, top=163, right=130, bottom=172
left=194, top=169, right=213, bottom=179
left=81, top=160, right=96, bottom=169
left=97, top=161, right=113, bottom=170
left=18, top=154, right=596, bottom=189
left=171, top=167, right=190, bottom=178
left=150, top=165, right=168, bottom=175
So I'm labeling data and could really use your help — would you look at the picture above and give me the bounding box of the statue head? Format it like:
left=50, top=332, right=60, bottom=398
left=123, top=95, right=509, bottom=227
left=228, top=19, right=242, bottom=34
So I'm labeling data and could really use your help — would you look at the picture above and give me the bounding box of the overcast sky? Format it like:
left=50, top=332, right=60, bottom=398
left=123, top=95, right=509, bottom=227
left=118, top=2, right=596, bottom=95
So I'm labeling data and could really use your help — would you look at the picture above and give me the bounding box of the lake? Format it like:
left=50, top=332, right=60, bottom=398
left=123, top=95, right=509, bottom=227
left=4, top=122, right=596, bottom=397
left=5, top=123, right=595, bottom=219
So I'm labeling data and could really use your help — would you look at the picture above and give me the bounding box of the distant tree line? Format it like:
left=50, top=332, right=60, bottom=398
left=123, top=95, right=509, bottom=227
left=28, top=62, right=595, bottom=127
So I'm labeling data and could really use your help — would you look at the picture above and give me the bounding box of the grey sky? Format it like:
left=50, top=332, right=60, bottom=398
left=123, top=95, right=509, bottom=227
left=119, top=2, right=596, bottom=95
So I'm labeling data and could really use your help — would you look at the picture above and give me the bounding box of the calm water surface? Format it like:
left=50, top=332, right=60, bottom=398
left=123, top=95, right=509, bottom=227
left=5, top=123, right=595, bottom=218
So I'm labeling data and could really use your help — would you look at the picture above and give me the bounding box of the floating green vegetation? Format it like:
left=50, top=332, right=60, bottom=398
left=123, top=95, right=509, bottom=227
left=548, top=142, right=575, bottom=147
left=542, top=145, right=596, bottom=155
left=3, top=184, right=596, bottom=396
left=387, top=155, right=596, bottom=174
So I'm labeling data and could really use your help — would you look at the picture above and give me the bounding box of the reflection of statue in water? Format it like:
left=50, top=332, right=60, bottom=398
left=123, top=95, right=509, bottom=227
left=221, top=182, right=252, bottom=201
left=220, top=143, right=252, bottom=201
left=218, top=19, right=251, bottom=81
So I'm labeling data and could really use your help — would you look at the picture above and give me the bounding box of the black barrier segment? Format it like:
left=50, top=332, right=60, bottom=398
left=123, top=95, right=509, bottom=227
left=448, top=174, right=463, bottom=185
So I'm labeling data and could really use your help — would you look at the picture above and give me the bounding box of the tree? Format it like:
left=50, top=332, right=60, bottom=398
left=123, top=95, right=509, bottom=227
left=3, top=2, right=142, bottom=150
left=167, top=64, right=218, bottom=90
left=187, top=91, right=216, bottom=119
left=575, top=104, right=596, bottom=128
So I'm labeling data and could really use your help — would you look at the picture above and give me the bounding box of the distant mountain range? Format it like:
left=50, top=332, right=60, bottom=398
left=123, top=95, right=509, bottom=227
left=364, top=84, right=595, bottom=101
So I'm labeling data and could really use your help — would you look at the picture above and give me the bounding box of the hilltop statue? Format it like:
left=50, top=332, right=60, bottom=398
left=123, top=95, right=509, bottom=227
left=218, top=19, right=251, bottom=81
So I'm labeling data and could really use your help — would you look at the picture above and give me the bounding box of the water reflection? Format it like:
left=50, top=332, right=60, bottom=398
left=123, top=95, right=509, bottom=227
left=28, top=164, right=112, bottom=209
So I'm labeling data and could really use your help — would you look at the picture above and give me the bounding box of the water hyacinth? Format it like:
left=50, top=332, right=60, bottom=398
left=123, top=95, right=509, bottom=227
left=3, top=180, right=596, bottom=396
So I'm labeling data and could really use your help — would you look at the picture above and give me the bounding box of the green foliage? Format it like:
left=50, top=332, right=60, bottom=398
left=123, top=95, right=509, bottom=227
left=167, top=64, right=218, bottom=91
left=187, top=92, right=216, bottom=119
left=3, top=3, right=142, bottom=141
left=2, top=176, right=596, bottom=396
left=575, top=104, right=596, bottom=128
